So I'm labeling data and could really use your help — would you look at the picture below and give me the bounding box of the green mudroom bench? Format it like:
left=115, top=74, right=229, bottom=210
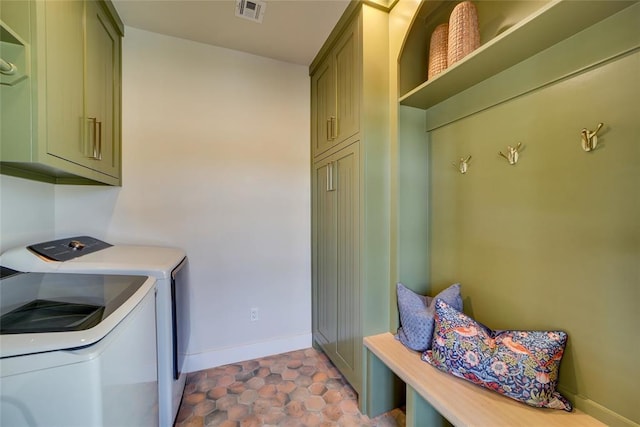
left=363, top=332, right=604, bottom=427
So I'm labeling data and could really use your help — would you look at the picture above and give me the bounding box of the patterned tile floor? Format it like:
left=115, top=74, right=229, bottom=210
left=174, top=347, right=405, bottom=427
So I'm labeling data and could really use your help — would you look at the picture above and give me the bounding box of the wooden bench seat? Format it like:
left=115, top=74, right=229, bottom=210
left=363, top=332, right=605, bottom=427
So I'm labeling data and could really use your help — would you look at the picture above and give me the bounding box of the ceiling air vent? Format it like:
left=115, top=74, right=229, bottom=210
left=235, top=0, right=266, bottom=23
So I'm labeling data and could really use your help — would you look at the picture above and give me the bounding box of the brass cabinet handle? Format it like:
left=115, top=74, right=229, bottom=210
left=88, top=117, right=98, bottom=159
left=96, top=120, right=103, bottom=160
left=329, top=162, right=334, bottom=191
left=88, top=117, right=102, bottom=160
left=331, top=116, right=337, bottom=140
left=326, top=162, right=331, bottom=191
left=326, top=116, right=338, bottom=141
left=326, top=162, right=336, bottom=192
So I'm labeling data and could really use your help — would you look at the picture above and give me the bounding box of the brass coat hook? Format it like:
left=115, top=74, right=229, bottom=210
left=581, top=123, right=603, bottom=152
left=499, top=142, right=522, bottom=165
left=452, top=155, right=472, bottom=174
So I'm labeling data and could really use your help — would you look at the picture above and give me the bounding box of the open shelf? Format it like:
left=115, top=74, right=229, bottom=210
left=0, top=19, right=29, bottom=86
left=399, top=0, right=635, bottom=110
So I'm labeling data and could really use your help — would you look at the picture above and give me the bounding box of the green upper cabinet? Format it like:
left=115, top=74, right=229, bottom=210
left=0, top=0, right=123, bottom=185
left=311, top=16, right=360, bottom=159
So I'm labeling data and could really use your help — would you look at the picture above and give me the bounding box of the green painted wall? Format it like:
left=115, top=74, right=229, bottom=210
left=429, top=38, right=640, bottom=423
left=427, top=30, right=639, bottom=427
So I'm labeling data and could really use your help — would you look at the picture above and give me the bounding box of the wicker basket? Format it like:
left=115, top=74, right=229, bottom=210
left=447, top=1, right=480, bottom=66
left=427, top=23, right=449, bottom=79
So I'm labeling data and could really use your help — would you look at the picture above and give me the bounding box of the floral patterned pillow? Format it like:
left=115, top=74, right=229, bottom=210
left=422, top=299, right=573, bottom=411
left=396, top=283, right=463, bottom=351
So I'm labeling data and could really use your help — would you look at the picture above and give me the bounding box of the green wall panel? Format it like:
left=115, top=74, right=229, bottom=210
left=428, top=49, right=639, bottom=424
left=396, top=106, right=430, bottom=301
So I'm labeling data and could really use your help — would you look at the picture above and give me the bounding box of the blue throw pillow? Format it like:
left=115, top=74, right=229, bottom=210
left=396, top=282, right=463, bottom=351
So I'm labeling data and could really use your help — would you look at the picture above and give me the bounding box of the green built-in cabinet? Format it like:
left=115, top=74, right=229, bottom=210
left=0, top=0, right=123, bottom=185
left=310, top=2, right=390, bottom=399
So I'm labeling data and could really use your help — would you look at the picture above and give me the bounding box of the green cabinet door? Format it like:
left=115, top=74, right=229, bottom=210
left=312, top=142, right=361, bottom=391
left=311, top=58, right=335, bottom=158
left=334, top=143, right=360, bottom=390
left=85, top=0, right=120, bottom=178
left=313, top=160, right=338, bottom=349
left=43, top=0, right=85, bottom=165
left=333, top=18, right=359, bottom=147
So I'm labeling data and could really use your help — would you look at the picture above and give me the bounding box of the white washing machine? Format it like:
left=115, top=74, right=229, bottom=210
left=0, top=268, right=158, bottom=426
left=0, top=237, right=189, bottom=427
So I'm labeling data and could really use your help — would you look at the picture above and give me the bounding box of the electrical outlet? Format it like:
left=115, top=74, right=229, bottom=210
left=250, top=308, right=259, bottom=322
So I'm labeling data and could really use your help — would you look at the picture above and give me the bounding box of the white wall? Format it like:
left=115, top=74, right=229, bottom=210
left=0, top=175, right=55, bottom=253
left=2, top=27, right=312, bottom=371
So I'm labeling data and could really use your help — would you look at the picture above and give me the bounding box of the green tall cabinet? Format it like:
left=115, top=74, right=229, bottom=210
left=310, top=2, right=390, bottom=401
left=0, top=0, right=123, bottom=185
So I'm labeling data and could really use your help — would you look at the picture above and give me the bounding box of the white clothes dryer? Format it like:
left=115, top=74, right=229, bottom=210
left=1, top=237, right=189, bottom=427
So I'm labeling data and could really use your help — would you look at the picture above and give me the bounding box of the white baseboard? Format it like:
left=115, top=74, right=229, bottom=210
left=184, top=333, right=313, bottom=373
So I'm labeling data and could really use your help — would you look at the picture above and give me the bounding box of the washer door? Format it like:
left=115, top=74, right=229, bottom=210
left=0, top=299, right=105, bottom=334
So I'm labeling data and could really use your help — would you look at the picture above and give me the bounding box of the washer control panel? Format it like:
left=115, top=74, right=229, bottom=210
left=28, top=236, right=112, bottom=262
